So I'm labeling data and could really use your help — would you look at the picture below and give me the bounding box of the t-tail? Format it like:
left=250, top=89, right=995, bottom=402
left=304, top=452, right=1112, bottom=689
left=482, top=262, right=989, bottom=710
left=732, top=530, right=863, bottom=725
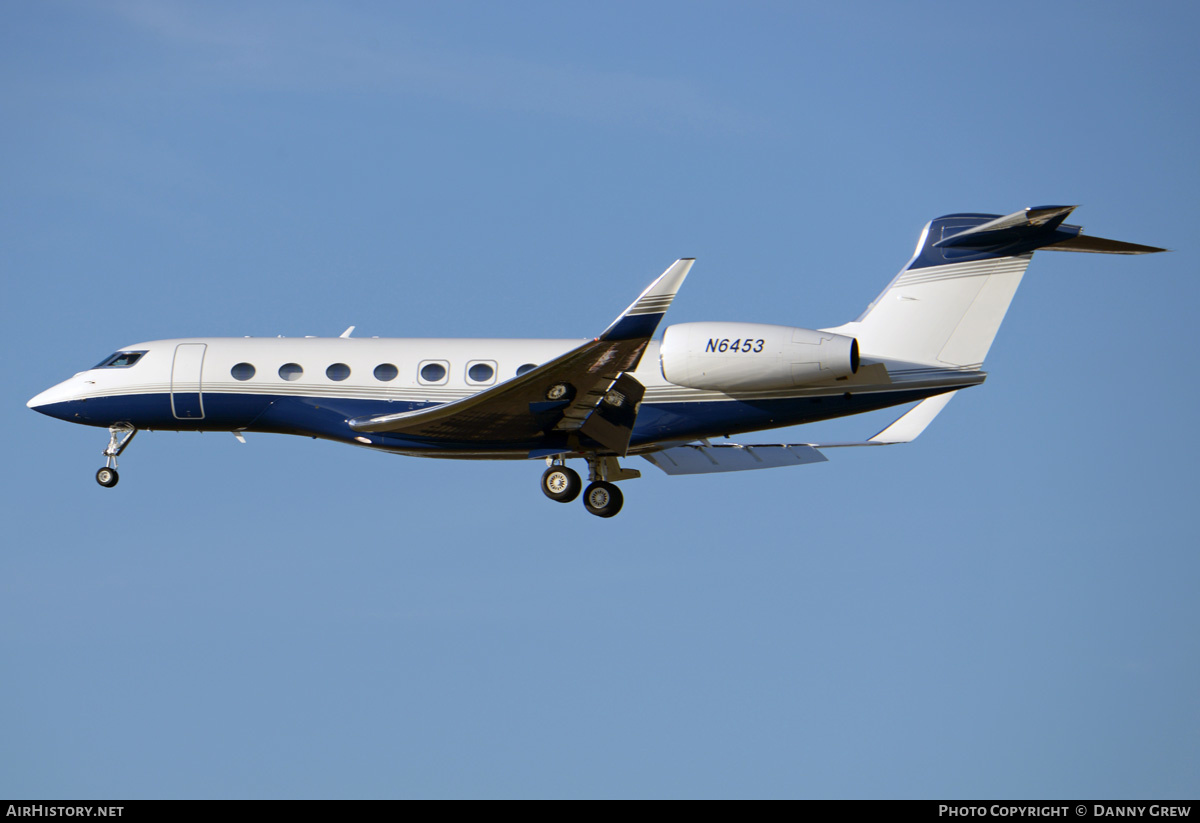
left=826, top=206, right=1165, bottom=370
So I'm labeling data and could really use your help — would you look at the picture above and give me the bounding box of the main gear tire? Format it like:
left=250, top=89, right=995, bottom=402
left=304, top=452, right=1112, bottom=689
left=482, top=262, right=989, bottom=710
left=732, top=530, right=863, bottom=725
left=541, top=466, right=582, bottom=503
left=582, top=481, right=623, bottom=518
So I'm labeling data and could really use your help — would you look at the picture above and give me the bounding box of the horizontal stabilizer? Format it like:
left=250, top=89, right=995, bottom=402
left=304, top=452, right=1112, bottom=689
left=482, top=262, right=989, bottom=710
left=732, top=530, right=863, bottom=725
left=643, top=443, right=827, bottom=475
left=933, top=205, right=1078, bottom=248
left=1043, top=234, right=1167, bottom=254
left=932, top=205, right=1166, bottom=256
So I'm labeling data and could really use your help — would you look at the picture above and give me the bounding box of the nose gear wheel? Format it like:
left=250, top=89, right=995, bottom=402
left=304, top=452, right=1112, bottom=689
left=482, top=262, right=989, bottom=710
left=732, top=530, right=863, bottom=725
left=96, top=423, right=137, bottom=488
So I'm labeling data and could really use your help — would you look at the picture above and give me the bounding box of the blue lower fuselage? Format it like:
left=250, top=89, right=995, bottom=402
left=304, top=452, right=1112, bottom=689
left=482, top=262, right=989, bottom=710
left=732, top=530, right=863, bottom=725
left=32, top=385, right=958, bottom=457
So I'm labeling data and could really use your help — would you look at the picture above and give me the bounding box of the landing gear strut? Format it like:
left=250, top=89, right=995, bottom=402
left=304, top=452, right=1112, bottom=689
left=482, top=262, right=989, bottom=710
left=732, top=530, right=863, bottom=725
left=96, top=423, right=136, bottom=488
left=539, top=454, right=640, bottom=517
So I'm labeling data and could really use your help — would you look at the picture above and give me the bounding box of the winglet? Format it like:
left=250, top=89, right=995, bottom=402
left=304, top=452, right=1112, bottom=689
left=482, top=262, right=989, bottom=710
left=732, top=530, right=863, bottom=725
left=600, top=258, right=694, bottom=341
left=809, top=391, right=959, bottom=448
left=867, top=391, right=958, bottom=444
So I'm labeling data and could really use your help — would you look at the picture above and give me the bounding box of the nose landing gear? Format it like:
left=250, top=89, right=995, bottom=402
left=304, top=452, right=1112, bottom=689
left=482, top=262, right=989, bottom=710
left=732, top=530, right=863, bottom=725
left=540, top=455, right=639, bottom=517
left=96, top=423, right=137, bottom=488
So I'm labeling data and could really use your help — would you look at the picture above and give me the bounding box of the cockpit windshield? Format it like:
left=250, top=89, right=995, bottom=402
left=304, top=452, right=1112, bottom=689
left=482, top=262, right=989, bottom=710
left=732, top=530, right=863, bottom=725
left=93, top=351, right=146, bottom=369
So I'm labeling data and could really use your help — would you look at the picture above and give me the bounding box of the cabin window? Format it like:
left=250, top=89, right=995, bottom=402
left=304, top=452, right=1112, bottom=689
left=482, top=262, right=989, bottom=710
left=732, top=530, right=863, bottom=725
left=516, top=363, right=537, bottom=376
left=94, top=351, right=146, bottom=369
left=279, top=363, right=303, bottom=381
left=466, top=361, right=496, bottom=385
left=326, top=363, right=351, bottom=381
left=374, top=363, right=398, bottom=381
left=231, top=363, right=256, bottom=381
left=419, top=361, right=448, bottom=384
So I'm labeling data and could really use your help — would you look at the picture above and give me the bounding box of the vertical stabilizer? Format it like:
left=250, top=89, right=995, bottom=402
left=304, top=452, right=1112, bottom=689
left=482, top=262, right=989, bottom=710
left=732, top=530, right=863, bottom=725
left=825, top=206, right=1163, bottom=368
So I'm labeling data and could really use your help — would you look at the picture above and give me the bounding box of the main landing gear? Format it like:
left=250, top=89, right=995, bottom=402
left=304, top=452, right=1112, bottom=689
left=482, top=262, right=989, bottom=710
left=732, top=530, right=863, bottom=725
left=541, top=465, right=582, bottom=503
left=95, top=423, right=137, bottom=488
left=539, top=455, right=639, bottom=518
left=582, top=480, right=623, bottom=519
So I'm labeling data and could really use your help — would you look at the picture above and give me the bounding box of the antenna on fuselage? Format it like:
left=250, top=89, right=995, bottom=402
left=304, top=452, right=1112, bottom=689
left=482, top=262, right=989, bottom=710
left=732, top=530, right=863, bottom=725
left=340, top=326, right=355, bottom=338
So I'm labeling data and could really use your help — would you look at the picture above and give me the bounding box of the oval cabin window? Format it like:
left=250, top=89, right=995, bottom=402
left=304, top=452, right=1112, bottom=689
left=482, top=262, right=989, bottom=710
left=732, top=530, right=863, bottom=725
left=468, top=363, right=495, bottom=382
left=420, top=362, right=447, bottom=383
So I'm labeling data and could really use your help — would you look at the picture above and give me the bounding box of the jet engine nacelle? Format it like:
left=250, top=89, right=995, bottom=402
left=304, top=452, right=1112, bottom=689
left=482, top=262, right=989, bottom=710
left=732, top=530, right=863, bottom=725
left=660, top=322, right=859, bottom=392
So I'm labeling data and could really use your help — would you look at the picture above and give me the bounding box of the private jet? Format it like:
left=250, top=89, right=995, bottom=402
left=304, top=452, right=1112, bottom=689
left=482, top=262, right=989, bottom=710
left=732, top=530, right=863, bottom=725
left=28, top=206, right=1163, bottom=517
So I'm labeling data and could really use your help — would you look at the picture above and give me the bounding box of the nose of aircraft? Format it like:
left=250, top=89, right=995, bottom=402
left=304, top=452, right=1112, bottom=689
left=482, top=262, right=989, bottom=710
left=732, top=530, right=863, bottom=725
left=28, top=378, right=84, bottom=420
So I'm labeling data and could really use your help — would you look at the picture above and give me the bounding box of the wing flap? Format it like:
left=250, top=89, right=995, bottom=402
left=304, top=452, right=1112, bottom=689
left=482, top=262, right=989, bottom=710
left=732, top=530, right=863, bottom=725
left=577, top=373, right=646, bottom=456
left=643, top=443, right=828, bottom=475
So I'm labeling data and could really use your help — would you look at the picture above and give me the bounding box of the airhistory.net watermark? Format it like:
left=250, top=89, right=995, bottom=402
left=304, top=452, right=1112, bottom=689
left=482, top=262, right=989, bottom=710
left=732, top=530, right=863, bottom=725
left=6, top=807, right=123, bottom=817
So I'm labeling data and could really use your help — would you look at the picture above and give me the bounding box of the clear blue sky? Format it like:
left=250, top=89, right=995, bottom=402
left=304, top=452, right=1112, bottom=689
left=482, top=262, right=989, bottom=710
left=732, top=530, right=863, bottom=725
left=3, top=0, right=1197, bottom=799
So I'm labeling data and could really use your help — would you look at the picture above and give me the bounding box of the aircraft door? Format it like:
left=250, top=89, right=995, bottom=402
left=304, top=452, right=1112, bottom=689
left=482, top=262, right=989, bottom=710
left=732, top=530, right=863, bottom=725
left=171, top=343, right=206, bottom=420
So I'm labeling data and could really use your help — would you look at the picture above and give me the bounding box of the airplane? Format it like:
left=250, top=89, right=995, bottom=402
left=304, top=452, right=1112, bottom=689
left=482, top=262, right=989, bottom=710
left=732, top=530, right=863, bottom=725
left=28, top=205, right=1164, bottom=518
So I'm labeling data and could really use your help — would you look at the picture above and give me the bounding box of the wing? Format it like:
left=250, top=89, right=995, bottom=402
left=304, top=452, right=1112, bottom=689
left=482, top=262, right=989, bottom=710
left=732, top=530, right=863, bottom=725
left=642, top=391, right=957, bottom=475
left=349, top=259, right=694, bottom=451
left=643, top=443, right=830, bottom=475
